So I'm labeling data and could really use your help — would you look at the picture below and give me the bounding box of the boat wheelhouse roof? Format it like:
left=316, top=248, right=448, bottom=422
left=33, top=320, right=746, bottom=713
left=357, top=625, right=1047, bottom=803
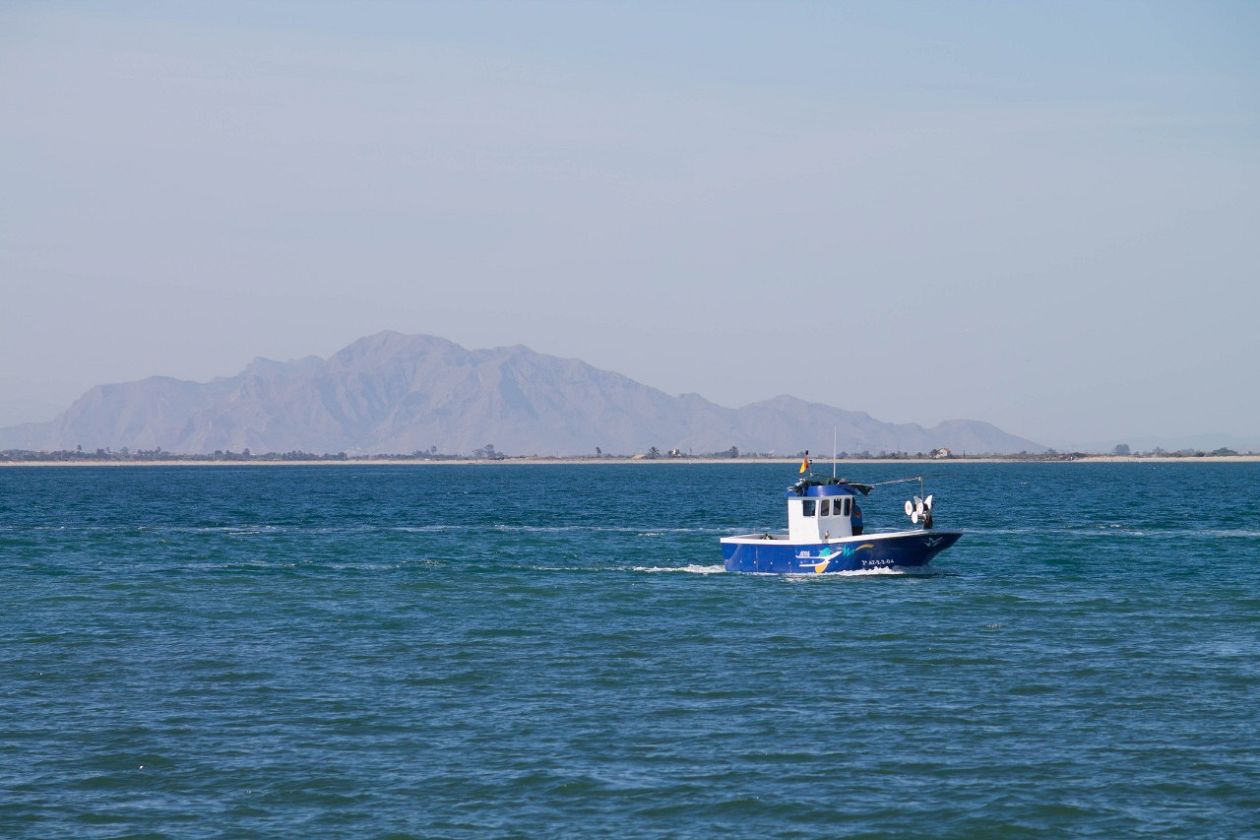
left=786, top=478, right=873, bottom=498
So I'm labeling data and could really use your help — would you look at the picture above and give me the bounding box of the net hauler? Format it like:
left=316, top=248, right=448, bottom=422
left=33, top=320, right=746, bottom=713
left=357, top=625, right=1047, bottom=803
left=719, top=475, right=962, bottom=574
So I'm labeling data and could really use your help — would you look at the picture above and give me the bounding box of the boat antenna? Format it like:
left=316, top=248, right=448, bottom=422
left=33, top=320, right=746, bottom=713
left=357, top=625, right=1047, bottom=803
left=832, top=426, right=837, bottom=478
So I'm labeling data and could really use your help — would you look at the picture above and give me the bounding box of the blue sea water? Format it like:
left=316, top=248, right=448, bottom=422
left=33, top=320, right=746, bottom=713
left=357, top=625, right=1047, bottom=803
left=1, top=462, right=1257, bottom=838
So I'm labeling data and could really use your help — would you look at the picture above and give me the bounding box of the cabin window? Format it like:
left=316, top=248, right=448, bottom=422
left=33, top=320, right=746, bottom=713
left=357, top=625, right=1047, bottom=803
left=820, top=499, right=831, bottom=516
left=802, top=500, right=816, bottom=517
left=842, top=498, right=850, bottom=516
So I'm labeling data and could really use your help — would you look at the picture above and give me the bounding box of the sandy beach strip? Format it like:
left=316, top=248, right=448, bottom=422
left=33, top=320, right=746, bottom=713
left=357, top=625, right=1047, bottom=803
left=3, top=455, right=1258, bottom=467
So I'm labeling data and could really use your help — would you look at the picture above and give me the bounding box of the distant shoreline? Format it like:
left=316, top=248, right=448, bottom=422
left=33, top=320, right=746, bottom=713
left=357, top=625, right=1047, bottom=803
left=3, top=455, right=1258, bottom=467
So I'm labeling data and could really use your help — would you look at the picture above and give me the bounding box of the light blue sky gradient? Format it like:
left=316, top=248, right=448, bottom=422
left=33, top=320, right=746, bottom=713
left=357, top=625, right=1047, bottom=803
left=2, top=2, right=1257, bottom=447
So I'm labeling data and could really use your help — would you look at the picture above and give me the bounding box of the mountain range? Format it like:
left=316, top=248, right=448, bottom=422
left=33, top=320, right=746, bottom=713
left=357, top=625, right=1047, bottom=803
left=0, top=332, right=1046, bottom=456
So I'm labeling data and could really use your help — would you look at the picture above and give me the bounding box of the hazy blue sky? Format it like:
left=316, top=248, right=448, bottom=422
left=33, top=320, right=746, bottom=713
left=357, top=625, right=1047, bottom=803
left=2, top=1, right=1257, bottom=448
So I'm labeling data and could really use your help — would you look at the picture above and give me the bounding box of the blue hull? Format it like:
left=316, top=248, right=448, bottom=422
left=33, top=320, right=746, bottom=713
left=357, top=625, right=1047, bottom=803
left=721, top=530, right=962, bottom=573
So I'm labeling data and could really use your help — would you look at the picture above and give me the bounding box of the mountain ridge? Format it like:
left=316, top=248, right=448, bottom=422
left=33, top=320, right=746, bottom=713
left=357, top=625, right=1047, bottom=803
left=0, top=331, right=1046, bottom=455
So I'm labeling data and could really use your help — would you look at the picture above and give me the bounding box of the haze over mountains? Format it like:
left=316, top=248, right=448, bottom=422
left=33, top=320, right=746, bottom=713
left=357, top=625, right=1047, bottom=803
left=0, top=332, right=1045, bottom=456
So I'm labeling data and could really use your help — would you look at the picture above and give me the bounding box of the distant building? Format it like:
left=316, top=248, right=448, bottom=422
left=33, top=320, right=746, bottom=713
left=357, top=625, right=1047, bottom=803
left=931, top=447, right=951, bottom=459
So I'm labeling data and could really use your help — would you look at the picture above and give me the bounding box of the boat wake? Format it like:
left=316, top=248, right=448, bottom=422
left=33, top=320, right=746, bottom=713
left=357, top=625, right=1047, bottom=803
left=786, top=565, right=945, bottom=579
left=629, top=564, right=946, bottom=577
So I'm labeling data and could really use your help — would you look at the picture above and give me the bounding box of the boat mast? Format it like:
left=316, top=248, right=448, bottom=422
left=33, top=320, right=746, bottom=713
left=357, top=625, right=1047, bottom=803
left=832, top=426, right=837, bottom=479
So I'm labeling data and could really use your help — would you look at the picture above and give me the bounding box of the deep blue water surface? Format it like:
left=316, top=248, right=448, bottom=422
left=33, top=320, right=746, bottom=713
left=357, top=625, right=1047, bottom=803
left=1, top=463, right=1258, bottom=837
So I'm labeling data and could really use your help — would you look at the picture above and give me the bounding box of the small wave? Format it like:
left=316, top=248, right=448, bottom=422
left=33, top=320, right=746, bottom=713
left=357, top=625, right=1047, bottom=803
left=964, top=526, right=1056, bottom=536
left=632, top=564, right=727, bottom=575
left=152, top=525, right=291, bottom=535
left=495, top=524, right=733, bottom=534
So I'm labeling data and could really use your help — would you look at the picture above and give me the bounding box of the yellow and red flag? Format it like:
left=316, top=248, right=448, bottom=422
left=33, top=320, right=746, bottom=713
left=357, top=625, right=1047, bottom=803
left=799, top=451, right=810, bottom=474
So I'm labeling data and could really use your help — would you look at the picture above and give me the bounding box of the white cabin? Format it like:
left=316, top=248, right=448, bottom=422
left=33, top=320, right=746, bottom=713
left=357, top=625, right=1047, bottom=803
left=786, top=489, right=861, bottom=542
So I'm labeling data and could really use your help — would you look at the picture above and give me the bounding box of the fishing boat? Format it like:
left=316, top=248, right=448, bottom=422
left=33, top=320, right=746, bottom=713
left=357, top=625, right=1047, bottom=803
left=719, top=465, right=962, bottom=573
